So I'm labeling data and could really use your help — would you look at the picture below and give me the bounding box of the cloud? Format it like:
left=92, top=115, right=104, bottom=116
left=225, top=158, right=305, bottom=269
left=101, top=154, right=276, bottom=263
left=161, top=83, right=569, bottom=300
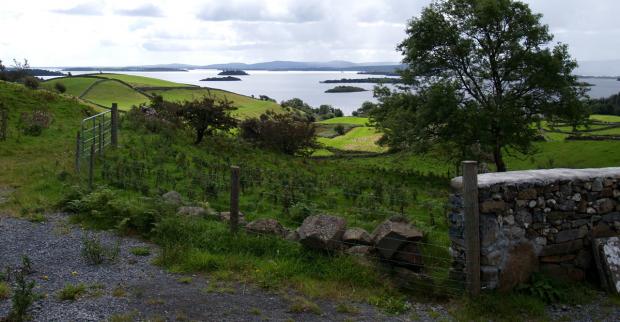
left=115, top=4, right=163, bottom=17
left=142, top=41, right=193, bottom=52
left=52, top=2, right=103, bottom=16
left=196, top=0, right=324, bottom=23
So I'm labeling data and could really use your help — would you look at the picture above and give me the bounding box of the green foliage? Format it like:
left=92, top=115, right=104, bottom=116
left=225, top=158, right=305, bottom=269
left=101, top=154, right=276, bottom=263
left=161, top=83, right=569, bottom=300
left=376, top=0, right=588, bottom=171
left=280, top=98, right=343, bottom=121
left=54, top=82, right=66, bottom=93
left=325, top=86, right=366, bottom=93
left=288, top=296, right=321, bottom=314
left=22, top=77, right=39, bottom=90
left=130, top=247, right=151, bottom=256
left=81, top=234, right=120, bottom=265
left=181, top=96, right=238, bottom=144
left=368, top=295, right=410, bottom=315
left=516, top=274, right=562, bottom=304
left=0, top=281, right=9, bottom=300
left=7, top=267, right=37, bottom=322
left=334, top=124, right=345, bottom=135
left=17, top=108, right=52, bottom=136
left=57, top=283, right=87, bottom=301
left=240, top=111, right=319, bottom=156
left=451, top=293, right=546, bottom=322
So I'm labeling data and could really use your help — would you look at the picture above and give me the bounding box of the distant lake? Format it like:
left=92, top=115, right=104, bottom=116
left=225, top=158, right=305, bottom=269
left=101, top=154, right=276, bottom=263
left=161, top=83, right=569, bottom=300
left=47, top=70, right=620, bottom=115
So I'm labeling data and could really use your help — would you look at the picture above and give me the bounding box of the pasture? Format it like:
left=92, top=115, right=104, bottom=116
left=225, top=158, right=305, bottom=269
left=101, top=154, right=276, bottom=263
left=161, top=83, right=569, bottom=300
left=81, top=80, right=151, bottom=110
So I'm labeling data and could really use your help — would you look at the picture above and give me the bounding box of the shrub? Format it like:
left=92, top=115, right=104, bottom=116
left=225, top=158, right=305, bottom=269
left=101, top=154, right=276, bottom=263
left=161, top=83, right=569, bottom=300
left=130, top=247, right=151, bottom=256
left=57, top=283, right=86, bottom=301
left=334, top=124, right=346, bottom=135
left=54, top=82, right=66, bottom=93
left=23, top=76, right=39, bottom=90
left=240, top=111, right=319, bottom=155
left=289, top=202, right=317, bottom=224
left=8, top=269, right=37, bottom=322
left=18, top=108, right=52, bottom=136
left=0, top=281, right=9, bottom=299
left=81, top=234, right=120, bottom=265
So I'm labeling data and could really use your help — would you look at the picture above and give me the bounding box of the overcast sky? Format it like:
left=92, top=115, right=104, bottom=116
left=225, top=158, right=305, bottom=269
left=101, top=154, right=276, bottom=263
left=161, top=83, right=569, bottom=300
left=1, top=0, right=619, bottom=67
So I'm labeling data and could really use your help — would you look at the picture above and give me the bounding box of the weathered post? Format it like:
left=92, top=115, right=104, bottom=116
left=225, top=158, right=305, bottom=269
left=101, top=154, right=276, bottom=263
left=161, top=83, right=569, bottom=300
left=0, top=106, right=7, bottom=141
left=89, top=143, right=95, bottom=190
left=463, top=161, right=481, bottom=296
left=230, top=166, right=240, bottom=233
left=75, top=131, right=81, bottom=173
left=111, top=103, right=118, bottom=148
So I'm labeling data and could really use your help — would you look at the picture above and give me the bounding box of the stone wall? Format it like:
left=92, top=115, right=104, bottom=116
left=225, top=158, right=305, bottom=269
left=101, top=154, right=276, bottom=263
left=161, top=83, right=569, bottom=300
left=448, top=168, right=620, bottom=291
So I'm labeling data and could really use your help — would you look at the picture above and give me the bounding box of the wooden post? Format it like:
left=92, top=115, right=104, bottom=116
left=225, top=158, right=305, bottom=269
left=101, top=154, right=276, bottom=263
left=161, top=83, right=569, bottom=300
left=111, top=103, right=118, bottom=148
left=98, top=121, right=103, bottom=156
left=463, top=161, right=480, bottom=296
left=75, top=131, right=81, bottom=173
left=89, top=143, right=95, bottom=190
left=230, top=166, right=240, bottom=233
left=0, top=107, right=7, bottom=141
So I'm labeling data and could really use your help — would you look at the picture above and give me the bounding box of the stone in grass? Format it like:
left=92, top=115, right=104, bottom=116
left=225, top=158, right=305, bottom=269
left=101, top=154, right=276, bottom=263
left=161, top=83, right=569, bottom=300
left=176, top=206, right=207, bottom=217
left=342, top=227, right=372, bottom=246
left=162, top=191, right=182, bottom=206
left=371, top=219, right=423, bottom=259
left=392, top=242, right=424, bottom=271
left=245, top=218, right=288, bottom=238
left=593, top=237, right=620, bottom=294
left=298, top=214, right=347, bottom=251
left=218, top=211, right=247, bottom=225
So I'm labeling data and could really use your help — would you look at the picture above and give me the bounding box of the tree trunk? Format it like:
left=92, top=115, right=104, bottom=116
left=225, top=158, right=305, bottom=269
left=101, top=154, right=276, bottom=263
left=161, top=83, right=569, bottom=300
left=194, top=129, right=205, bottom=144
left=493, top=143, right=506, bottom=172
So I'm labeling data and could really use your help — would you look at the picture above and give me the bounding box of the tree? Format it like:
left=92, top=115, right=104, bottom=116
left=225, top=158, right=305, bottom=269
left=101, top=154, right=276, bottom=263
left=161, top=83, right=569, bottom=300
left=239, top=111, right=319, bottom=156
left=182, top=97, right=237, bottom=144
left=373, top=0, right=587, bottom=171
left=54, top=82, right=67, bottom=93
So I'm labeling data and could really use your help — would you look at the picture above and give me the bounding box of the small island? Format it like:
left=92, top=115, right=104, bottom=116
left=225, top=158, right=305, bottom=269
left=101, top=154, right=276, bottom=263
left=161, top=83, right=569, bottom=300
left=200, top=76, right=242, bottom=81
left=218, top=70, right=249, bottom=76
left=325, top=86, right=367, bottom=93
left=321, top=77, right=403, bottom=84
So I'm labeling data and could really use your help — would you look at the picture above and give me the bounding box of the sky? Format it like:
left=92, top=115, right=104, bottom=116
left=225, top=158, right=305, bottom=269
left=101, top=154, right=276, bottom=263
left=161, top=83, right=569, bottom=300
left=1, top=0, right=619, bottom=67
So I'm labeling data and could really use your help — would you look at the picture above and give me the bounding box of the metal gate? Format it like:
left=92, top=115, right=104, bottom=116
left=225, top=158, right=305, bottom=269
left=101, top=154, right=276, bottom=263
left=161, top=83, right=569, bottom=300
left=75, top=104, right=118, bottom=175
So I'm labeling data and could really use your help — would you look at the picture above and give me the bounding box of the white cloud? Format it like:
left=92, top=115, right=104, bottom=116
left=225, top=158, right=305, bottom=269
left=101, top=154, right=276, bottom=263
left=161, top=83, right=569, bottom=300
left=115, top=4, right=163, bottom=17
left=52, top=2, right=104, bottom=16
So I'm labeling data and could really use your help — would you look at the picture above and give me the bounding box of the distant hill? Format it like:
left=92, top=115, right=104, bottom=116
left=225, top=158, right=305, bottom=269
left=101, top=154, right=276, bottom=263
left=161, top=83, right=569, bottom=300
left=60, top=67, right=188, bottom=72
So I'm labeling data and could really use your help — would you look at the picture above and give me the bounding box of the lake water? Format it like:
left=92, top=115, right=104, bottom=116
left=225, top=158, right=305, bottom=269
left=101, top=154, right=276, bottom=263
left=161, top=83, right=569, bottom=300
left=50, top=70, right=620, bottom=115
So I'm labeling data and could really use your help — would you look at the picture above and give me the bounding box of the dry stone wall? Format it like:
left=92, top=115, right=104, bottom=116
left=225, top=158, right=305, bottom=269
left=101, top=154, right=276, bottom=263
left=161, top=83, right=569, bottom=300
left=449, top=168, right=620, bottom=290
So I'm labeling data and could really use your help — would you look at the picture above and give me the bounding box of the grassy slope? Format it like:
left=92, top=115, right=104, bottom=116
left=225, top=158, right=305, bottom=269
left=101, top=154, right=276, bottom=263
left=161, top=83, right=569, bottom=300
left=590, top=114, right=620, bottom=123
left=0, top=81, right=90, bottom=212
left=146, top=88, right=284, bottom=119
left=41, top=77, right=101, bottom=97
left=97, top=73, right=193, bottom=88
left=318, top=117, right=369, bottom=125
left=319, top=127, right=387, bottom=153
left=82, top=80, right=151, bottom=110
left=506, top=141, right=620, bottom=170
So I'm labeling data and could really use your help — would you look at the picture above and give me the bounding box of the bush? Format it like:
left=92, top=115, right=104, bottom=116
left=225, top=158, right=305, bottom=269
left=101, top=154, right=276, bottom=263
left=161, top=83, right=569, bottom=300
left=23, top=76, right=39, bottom=90
left=8, top=268, right=37, bottom=322
left=81, top=234, right=120, bottom=265
left=57, top=283, right=86, bottom=301
left=181, top=96, right=237, bottom=144
left=54, top=82, right=66, bottom=93
left=18, top=108, right=52, bottom=136
left=334, top=124, right=346, bottom=135
left=240, top=111, right=319, bottom=155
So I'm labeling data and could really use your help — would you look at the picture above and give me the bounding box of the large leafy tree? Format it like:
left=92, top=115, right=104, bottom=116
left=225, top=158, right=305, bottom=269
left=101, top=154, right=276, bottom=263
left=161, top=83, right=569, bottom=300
left=371, top=0, right=588, bottom=171
left=182, top=97, right=237, bottom=144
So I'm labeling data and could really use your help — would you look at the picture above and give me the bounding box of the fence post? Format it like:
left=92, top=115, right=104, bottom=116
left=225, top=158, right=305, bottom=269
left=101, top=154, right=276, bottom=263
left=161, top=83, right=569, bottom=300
left=89, top=143, right=95, bottom=190
left=463, top=161, right=481, bottom=296
left=230, top=166, right=240, bottom=233
left=111, top=103, right=118, bottom=148
left=75, top=131, right=81, bottom=173
left=0, top=107, right=7, bottom=141
left=98, top=120, right=103, bottom=156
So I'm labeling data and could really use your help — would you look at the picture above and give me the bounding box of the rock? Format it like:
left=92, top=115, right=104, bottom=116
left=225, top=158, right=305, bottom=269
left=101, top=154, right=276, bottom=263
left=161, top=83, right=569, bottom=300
left=162, top=191, right=182, bottom=206
left=342, top=228, right=372, bottom=246
left=596, top=198, right=616, bottom=214
left=245, top=218, right=287, bottom=237
left=176, top=206, right=207, bottom=217
left=480, top=215, right=499, bottom=247
left=218, top=211, right=247, bottom=225
left=481, top=200, right=505, bottom=213
left=602, top=212, right=620, bottom=223
left=499, top=243, right=539, bottom=292
left=555, top=227, right=588, bottom=243
left=481, top=266, right=499, bottom=289
left=541, top=264, right=585, bottom=282
left=503, top=215, right=515, bottom=225
left=285, top=229, right=300, bottom=242
left=593, top=237, right=620, bottom=294
left=541, top=239, right=583, bottom=256
left=540, top=254, right=576, bottom=263
left=345, top=245, right=373, bottom=256
left=592, top=178, right=604, bottom=192
left=518, top=188, right=538, bottom=200
left=371, top=219, right=423, bottom=259
left=392, top=242, right=424, bottom=270
left=592, top=222, right=617, bottom=239
left=298, top=215, right=347, bottom=251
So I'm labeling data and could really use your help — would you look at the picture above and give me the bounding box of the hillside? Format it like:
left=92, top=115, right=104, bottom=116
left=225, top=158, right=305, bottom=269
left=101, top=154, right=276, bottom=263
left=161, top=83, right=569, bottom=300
left=41, top=74, right=284, bottom=117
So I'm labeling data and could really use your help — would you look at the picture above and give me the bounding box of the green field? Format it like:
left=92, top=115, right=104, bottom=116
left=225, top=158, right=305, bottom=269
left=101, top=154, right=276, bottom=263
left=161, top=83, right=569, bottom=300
left=146, top=88, right=284, bottom=118
left=96, top=73, right=193, bottom=88
left=81, top=80, right=151, bottom=110
left=318, top=116, right=369, bottom=125
left=318, top=127, right=387, bottom=153
left=590, top=114, right=620, bottom=123
left=41, top=77, right=102, bottom=97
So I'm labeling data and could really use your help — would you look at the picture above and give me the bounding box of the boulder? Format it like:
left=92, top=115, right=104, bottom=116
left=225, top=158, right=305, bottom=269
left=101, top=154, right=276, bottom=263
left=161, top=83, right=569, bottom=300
left=499, top=242, right=539, bottom=292
left=371, top=219, right=423, bottom=259
left=162, top=191, right=182, bottom=206
left=245, top=218, right=287, bottom=237
left=298, top=215, right=347, bottom=251
left=345, top=245, right=374, bottom=256
left=218, top=211, right=247, bottom=225
left=342, top=228, right=372, bottom=246
left=285, top=229, right=300, bottom=242
left=176, top=206, right=207, bottom=217
left=593, top=237, right=620, bottom=294
left=392, top=242, right=424, bottom=271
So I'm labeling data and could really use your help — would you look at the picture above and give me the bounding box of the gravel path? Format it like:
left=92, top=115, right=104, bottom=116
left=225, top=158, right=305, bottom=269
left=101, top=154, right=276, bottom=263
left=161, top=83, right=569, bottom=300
left=0, top=213, right=450, bottom=321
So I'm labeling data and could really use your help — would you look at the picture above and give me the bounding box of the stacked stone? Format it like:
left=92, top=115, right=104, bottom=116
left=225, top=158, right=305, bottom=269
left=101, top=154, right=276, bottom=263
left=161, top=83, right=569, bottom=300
left=449, top=173, right=620, bottom=291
